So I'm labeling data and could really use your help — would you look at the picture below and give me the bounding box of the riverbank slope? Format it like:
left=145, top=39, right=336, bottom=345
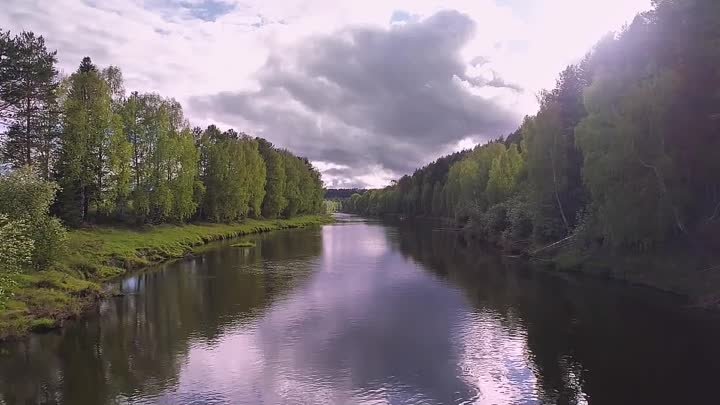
left=462, top=223, right=720, bottom=309
left=0, top=215, right=333, bottom=339
left=549, top=240, right=720, bottom=309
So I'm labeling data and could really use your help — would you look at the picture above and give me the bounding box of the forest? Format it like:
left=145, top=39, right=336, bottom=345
left=324, top=188, right=367, bottom=200
left=344, top=0, right=720, bottom=257
left=0, top=30, right=324, bottom=300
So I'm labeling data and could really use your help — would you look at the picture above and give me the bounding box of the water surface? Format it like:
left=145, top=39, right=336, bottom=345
left=2, top=215, right=720, bottom=404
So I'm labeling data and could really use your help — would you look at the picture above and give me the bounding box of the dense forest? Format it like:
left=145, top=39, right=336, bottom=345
left=324, top=188, right=367, bottom=200
left=345, top=0, right=720, bottom=256
left=0, top=29, right=324, bottom=289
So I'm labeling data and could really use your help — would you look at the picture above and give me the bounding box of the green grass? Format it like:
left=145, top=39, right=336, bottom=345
left=30, top=317, right=59, bottom=332
left=0, top=215, right=333, bottom=339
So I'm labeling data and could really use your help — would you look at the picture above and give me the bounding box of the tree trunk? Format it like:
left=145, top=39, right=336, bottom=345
left=25, top=96, right=32, bottom=166
left=638, top=157, right=687, bottom=234
left=80, top=183, right=87, bottom=223
left=98, top=145, right=103, bottom=210
left=551, top=132, right=571, bottom=235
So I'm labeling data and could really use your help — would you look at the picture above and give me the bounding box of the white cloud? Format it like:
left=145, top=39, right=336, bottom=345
left=0, top=0, right=651, bottom=187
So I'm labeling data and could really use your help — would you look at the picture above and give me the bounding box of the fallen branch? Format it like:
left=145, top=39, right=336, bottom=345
left=701, top=264, right=720, bottom=273
left=529, top=234, right=576, bottom=256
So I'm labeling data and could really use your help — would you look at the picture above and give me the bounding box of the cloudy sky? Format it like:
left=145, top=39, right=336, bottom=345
left=1, top=0, right=650, bottom=188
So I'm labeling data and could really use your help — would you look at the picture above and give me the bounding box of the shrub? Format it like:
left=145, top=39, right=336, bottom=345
left=0, top=214, right=33, bottom=306
left=503, top=193, right=534, bottom=242
left=0, top=166, right=67, bottom=270
left=0, top=166, right=58, bottom=219
left=30, top=216, right=67, bottom=268
left=0, top=214, right=33, bottom=271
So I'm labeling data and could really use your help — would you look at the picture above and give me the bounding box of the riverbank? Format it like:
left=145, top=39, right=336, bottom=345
left=462, top=224, right=720, bottom=309
left=550, top=242, right=720, bottom=309
left=0, top=215, right=333, bottom=339
left=389, top=215, right=720, bottom=309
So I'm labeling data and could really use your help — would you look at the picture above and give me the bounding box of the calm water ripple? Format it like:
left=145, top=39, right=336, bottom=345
left=2, top=215, right=720, bottom=404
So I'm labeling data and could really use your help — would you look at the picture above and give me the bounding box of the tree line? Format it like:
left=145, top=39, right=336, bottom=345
left=0, top=28, right=324, bottom=281
left=345, top=0, right=720, bottom=253
left=324, top=188, right=367, bottom=200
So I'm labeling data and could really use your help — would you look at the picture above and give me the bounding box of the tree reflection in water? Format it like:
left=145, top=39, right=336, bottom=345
left=390, top=219, right=720, bottom=405
left=2, top=220, right=720, bottom=405
left=0, top=227, right=322, bottom=405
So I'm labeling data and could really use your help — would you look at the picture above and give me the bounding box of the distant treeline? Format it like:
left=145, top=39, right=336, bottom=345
left=325, top=188, right=367, bottom=200
left=345, top=0, right=720, bottom=254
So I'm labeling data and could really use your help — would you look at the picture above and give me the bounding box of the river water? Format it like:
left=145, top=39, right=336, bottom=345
left=1, top=214, right=720, bottom=404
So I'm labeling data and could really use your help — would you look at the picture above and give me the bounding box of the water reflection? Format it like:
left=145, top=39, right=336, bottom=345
left=390, top=220, right=720, bottom=405
left=2, top=218, right=720, bottom=404
left=0, top=227, right=323, bottom=405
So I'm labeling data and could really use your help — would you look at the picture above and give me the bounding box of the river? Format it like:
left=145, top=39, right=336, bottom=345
left=1, top=214, right=719, bottom=404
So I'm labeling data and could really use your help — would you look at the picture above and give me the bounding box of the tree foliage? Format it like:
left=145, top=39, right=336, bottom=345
left=0, top=167, right=66, bottom=268
left=55, top=57, right=115, bottom=225
left=344, top=0, right=720, bottom=253
left=0, top=31, right=59, bottom=179
left=0, top=27, right=326, bottom=281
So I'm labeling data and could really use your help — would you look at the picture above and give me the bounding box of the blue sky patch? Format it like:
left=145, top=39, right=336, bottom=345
left=390, top=10, right=419, bottom=25
left=178, top=0, right=235, bottom=22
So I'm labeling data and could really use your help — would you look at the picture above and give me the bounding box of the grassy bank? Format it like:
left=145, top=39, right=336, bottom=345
left=0, top=215, right=333, bottom=339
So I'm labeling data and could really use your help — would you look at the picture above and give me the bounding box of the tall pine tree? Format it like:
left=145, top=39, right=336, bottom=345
left=0, top=31, right=59, bottom=176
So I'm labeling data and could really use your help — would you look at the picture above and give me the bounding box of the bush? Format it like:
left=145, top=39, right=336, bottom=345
left=0, top=166, right=58, bottom=219
left=503, top=193, right=533, bottom=242
left=0, top=214, right=33, bottom=271
left=30, top=216, right=67, bottom=268
left=0, top=167, right=67, bottom=270
left=485, top=204, right=509, bottom=237
left=465, top=203, right=509, bottom=243
left=0, top=214, right=33, bottom=306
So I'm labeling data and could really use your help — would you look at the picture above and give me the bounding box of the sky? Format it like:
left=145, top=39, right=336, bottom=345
left=1, top=0, right=651, bottom=188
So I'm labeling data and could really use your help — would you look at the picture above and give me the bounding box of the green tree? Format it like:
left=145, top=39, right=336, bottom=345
left=200, top=128, right=266, bottom=222
left=445, top=142, right=504, bottom=220
left=431, top=181, right=443, bottom=217
left=282, top=152, right=302, bottom=217
left=99, top=104, right=131, bottom=217
left=486, top=144, right=524, bottom=206
left=55, top=57, right=114, bottom=224
left=0, top=31, right=59, bottom=176
left=243, top=137, right=267, bottom=218
left=167, top=128, right=202, bottom=222
left=523, top=65, right=588, bottom=242
left=576, top=71, right=683, bottom=249
left=0, top=29, right=15, bottom=120
left=258, top=142, right=287, bottom=218
left=121, top=92, right=145, bottom=206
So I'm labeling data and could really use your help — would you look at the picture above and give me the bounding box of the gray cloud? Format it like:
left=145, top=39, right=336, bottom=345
left=190, top=10, right=522, bottom=187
